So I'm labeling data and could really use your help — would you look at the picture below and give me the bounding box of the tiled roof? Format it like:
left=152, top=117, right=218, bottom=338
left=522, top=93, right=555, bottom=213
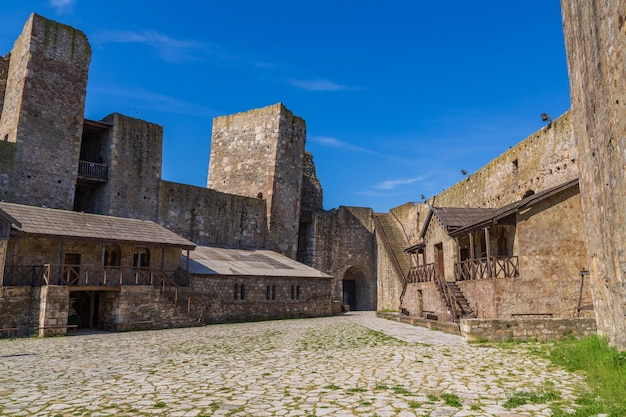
left=0, top=202, right=195, bottom=249
left=185, top=246, right=332, bottom=278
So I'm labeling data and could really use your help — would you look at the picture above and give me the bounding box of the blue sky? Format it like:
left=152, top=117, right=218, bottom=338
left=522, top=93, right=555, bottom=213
left=1, top=1, right=571, bottom=212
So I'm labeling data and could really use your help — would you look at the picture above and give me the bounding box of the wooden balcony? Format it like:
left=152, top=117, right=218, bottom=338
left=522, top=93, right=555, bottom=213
left=3, top=264, right=187, bottom=288
left=77, top=160, right=108, bottom=182
left=454, top=256, right=519, bottom=281
left=407, top=263, right=437, bottom=283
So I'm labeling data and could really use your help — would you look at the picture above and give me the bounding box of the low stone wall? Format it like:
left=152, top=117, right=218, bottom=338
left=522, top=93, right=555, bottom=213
left=376, top=311, right=461, bottom=336
left=460, top=317, right=597, bottom=342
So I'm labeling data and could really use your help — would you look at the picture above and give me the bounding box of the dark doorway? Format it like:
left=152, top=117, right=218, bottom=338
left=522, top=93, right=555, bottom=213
left=435, top=243, right=444, bottom=278
left=69, top=291, right=100, bottom=329
left=343, top=279, right=356, bottom=311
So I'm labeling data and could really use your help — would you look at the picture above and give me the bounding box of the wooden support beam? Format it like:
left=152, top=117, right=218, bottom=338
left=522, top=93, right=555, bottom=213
left=485, top=228, right=492, bottom=278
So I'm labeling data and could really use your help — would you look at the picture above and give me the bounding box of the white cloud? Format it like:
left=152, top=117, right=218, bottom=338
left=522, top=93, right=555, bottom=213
left=373, top=178, right=420, bottom=190
left=90, top=86, right=218, bottom=118
left=50, top=0, right=75, bottom=15
left=309, top=136, right=379, bottom=155
left=288, top=78, right=361, bottom=92
left=92, top=29, right=207, bottom=63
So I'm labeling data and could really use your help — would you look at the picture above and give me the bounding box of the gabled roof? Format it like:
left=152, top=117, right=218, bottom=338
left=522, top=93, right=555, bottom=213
left=418, top=206, right=499, bottom=240
left=0, top=202, right=195, bottom=250
left=184, top=246, right=331, bottom=278
left=0, top=207, right=21, bottom=228
left=409, top=178, right=580, bottom=252
left=449, top=178, right=579, bottom=237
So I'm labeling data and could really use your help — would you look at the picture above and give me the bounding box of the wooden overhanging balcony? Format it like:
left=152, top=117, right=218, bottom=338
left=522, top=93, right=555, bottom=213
left=3, top=264, right=187, bottom=288
left=454, top=256, right=519, bottom=281
left=77, top=160, right=109, bottom=182
left=407, top=263, right=437, bottom=283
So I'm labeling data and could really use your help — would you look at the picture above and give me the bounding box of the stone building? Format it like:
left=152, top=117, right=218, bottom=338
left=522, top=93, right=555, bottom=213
left=0, top=9, right=623, bottom=346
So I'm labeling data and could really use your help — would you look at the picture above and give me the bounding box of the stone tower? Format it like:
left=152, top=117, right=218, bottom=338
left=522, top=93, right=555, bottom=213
left=207, top=103, right=306, bottom=258
left=562, top=0, right=626, bottom=349
left=0, top=14, right=91, bottom=210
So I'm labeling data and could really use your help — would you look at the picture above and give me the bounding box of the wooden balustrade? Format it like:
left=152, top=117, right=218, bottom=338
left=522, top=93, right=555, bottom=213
left=77, top=160, right=108, bottom=181
left=407, top=263, right=437, bottom=283
left=454, top=256, right=519, bottom=281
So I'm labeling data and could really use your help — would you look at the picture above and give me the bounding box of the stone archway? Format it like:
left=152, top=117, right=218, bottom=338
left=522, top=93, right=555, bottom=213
left=341, top=266, right=375, bottom=311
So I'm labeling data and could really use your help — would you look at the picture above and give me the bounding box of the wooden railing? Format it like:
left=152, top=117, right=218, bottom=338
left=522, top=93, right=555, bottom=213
left=4, top=264, right=179, bottom=287
left=407, top=263, right=437, bottom=283
left=159, top=274, right=205, bottom=323
left=433, top=269, right=458, bottom=323
left=78, top=160, right=108, bottom=181
left=454, top=256, right=519, bottom=281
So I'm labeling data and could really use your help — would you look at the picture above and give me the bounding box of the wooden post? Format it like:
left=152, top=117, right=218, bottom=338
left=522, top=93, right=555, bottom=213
left=88, top=291, right=95, bottom=328
left=100, top=244, right=106, bottom=284
left=484, top=228, right=492, bottom=278
left=577, top=269, right=589, bottom=317
left=185, top=249, right=190, bottom=285
left=469, top=233, right=475, bottom=259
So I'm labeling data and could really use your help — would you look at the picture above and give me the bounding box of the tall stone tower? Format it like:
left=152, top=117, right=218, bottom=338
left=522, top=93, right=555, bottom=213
left=562, top=1, right=626, bottom=349
left=0, top=14, right=91, bottom=210
left=207, top=103, right=306, bottom=258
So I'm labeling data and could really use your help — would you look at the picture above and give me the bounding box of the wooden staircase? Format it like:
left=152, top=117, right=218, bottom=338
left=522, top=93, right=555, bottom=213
left=446, top=281, right=475, bottom=319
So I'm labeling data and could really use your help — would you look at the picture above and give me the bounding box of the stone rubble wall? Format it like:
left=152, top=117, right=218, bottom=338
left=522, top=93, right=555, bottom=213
left=0, top=286, right=39, bottom=337
left=100, top=286, right=200, bottom=331
left=561, top=0, right=626, bottom=350
left=208, top=103, right=306, bottom=258
left=461, top=317, right=597, bottom=342
left=0, top=14, right=90, bottom=210
left=188, top=275, right=332, bottom=323
left=310, top=207, right=377, bottom=309
left=158, top=180, right=267, bottom=248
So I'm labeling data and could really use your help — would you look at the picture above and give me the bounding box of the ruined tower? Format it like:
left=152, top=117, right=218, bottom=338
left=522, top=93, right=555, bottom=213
left=207, top=103, right=306, bottom=258
left=0, top=14, right=91, bottom=209
left=562, top=0, right=626, bottom=349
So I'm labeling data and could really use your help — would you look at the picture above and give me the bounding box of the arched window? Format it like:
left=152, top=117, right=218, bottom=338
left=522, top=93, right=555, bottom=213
left=105, top=244, right=121, bottom=267
left=133, top=248, right=150, bottom=268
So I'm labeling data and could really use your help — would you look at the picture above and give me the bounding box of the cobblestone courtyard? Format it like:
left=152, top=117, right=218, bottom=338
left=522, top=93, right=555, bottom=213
left=0, top=312, right=585, bottom=417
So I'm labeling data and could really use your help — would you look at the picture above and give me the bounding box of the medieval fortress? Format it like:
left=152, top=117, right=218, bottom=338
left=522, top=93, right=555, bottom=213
left=0, top=3, right=625, bottom=350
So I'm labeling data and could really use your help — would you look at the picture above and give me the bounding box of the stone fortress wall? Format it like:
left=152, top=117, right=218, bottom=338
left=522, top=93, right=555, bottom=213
left=1, top=7, right=625, bottom=347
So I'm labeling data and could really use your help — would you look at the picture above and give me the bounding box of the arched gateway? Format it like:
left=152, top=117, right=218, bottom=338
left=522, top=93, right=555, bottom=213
left=341, top=266, right=375, bottom=311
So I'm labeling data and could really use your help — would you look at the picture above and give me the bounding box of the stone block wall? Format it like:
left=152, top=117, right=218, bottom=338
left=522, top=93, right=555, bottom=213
left=0, top=14, right=90, bottom=210
left=102, top=113, right=163, bottom=221
left=99, top=286, right=199, bottom=330
left=562, top=1, right=626, bottom=350
left=0, top=141, right=15, bottom=199
left=188, top=275, right=332, bottom=323
left=0, top=54, right=8, bottom=113
left=0, top=286, right=38, bottom=337
left=309, top=206, right=377, bottom=309
left=208, top=103, right=306, bottom=258
left=460, top=317, right=597, bottom=342
left=158, top=180, right=267, bottom=248
left=402, top=282, right=454, bottom=322
left=300, top=151, right=323, bottom=213
left=37, top=285, right=69, bottom=336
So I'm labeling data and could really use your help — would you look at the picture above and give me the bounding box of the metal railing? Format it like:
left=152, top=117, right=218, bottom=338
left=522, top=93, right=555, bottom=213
left=454, top=256, right=519, bottom=281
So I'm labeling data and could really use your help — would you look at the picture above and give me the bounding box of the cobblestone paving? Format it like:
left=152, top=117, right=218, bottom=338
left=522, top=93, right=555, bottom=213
left=0, top=312, right=585, bottom=416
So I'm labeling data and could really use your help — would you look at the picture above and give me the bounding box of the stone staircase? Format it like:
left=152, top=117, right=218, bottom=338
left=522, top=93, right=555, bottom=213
left=446, top=281, right=475, bottom=319
left=374, top=214, right=411, bottom=276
